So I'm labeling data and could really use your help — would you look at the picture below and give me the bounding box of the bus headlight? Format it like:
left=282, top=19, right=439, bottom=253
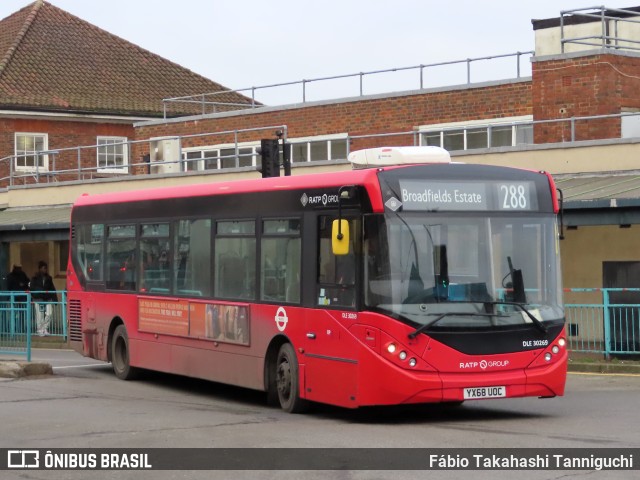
left=558, top=338, right=566, bottom=347
left=552, top=345, right=560, bottom=354
left=387, top=343, right=397, bottom=354
left=409, top=358, right=417, bottom=367
left=544, top=353, right=552, bottom=362
left=399, top=351, right=407, bottom=361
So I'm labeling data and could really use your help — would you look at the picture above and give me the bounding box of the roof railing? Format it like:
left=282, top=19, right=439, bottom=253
left=162, top=51, right=534, bottom=119
left=561, top=6, right=640, bottom=53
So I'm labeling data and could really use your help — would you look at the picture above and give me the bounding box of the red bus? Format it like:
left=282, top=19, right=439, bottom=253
left=67, top=146, right=567, bottom=412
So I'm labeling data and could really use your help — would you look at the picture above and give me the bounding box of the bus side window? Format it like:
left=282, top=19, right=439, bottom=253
left=261, top=219, right=301, bottom=304
left=174, top=219, right=211, bottom=297
left=214, top=220, right=256, bottom=300
left=106, top=225, right=136, bottom=291
left=76, top=223, right=104, bottom=282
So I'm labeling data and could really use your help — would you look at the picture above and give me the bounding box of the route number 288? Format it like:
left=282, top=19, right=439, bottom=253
left=499, top=184, right=528, bottom=210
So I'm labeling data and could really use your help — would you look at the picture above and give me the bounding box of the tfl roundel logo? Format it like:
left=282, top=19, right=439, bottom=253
left=275, top=307, right=288, bottom=332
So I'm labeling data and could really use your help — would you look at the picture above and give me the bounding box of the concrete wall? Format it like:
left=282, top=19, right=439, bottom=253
left=534, top=15, right=640, bottom=56
left=561, top=225, right=640, bottom=290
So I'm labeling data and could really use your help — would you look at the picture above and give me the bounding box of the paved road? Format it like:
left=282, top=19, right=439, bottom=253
left=0, top=349, right=638, bottom=480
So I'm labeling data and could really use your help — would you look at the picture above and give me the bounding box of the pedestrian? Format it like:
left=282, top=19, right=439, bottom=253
left=7, top=264, right=30, bottom=293
left=6, top=264, right=30, bottom=335
left=30, top=261, right=57, bottom=337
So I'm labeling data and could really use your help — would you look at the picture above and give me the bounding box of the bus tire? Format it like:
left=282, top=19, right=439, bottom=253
left=275, top=343, right=308, bottom=413
left=111, top=325, right=140, bottom=380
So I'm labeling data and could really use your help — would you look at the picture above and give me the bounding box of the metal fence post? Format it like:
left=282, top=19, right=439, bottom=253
left=570, top=117, right=576, bottom=142
left=603, top=288, right=611, bottom=360
left=61, top=291, right=67, bottom=340
left=26, top=292, right=32, bottom=362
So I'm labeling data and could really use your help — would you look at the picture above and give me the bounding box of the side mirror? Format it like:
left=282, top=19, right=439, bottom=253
left=332, top=219, right=350, bottom=255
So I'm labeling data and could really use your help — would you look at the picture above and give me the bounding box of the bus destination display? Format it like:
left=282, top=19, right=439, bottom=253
left=398, top=180, right=537, bottom=212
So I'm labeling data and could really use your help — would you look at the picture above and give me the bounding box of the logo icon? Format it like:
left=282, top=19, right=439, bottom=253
left=8, top=450, right=39, bottom=469
left=385, top=197, right=402, bottom=211
left=300, top=193, right=308, bottom=207
left=275, top=307, right=288, bottom=332
left=479, top=360, right=488, bottom=370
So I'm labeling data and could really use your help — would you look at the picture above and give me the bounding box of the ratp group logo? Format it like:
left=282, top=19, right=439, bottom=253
left=8, top=450, right=39, bottom=469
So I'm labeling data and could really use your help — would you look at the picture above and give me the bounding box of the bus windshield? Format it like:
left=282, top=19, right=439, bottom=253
left=364, top=213, right=563, bottom=329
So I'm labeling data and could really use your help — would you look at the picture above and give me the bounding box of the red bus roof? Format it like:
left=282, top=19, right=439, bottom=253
left=73, top=168, right=387, bottom=211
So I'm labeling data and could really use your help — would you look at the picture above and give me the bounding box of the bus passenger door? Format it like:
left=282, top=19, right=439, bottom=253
left=303, top=215, right=359, bottom=408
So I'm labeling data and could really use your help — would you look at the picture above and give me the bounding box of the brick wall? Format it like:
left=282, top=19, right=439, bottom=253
left=532, top=54, right=640, bottom=143
left=133, top=82, right=533, bottom=160
left=0, top=118, right=134, bottom=185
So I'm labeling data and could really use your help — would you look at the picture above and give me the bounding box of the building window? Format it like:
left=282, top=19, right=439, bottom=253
left=181, top=134, right=348, bottom=172
left=288, top=136, right=348, bottom=163
left=419, top=117, right=533, bottom=151
left=182, top=146, right=257, bottom=171
left=97, top=137, right=128, bottom=173
left=15, top=133, right=48, bottom=171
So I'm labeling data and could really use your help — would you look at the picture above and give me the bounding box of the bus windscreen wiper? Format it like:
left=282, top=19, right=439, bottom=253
left=485, top=300, right=548, bottom=333
left=407, top=311, right=508, bottom=339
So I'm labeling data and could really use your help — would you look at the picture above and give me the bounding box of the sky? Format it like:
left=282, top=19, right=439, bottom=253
left=0, top=0, right=617, bottom=105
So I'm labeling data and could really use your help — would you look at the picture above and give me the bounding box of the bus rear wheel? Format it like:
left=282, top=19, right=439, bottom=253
left=111, top=325, right=139, bottom=380
left=275, top=343, right=308, bottom=413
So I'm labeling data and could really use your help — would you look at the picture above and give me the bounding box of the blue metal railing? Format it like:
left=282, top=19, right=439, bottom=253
left=565, top=288, right=640, bottom=357
left=0, top=292, right=33, bottom=361
left=0, top=291, right=67, bottom=361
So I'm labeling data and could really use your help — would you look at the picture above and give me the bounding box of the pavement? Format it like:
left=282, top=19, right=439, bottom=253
left=1, top=340, right=639, bottom=378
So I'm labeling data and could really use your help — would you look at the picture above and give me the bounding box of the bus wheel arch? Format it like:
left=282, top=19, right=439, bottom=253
left=109, top=320, right=140, bottom=380
left=264, top=336, right=308, bottom=413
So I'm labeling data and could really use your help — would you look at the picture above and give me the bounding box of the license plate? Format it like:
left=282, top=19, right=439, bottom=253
left=463, top=386, right=506, bottom=400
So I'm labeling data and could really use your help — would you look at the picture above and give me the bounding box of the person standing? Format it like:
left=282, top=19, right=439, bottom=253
left=6, top=265, right=30, bottom=335
left=30, top=261, right=57, bottom=336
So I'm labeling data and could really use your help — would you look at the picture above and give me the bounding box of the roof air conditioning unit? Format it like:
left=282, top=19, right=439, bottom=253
left=149, top=137, right=182, bottom=174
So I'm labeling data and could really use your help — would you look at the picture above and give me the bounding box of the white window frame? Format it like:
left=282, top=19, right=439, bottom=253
left=181, top=133, right=349, bottom=172
left=418, top=116, right=533, bottom=151
left=15, top=132, right=49, bottom=172
left=286, top=133, right=348, bottom=163
left=97, top=136, right=129, bottom=173
left=182, top=142, right=260, bottom=172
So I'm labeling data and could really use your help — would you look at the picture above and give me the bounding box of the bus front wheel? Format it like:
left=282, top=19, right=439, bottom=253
left=111, top=325, right=139, bottom=380
left=275, top=343, right=308, bottom=413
